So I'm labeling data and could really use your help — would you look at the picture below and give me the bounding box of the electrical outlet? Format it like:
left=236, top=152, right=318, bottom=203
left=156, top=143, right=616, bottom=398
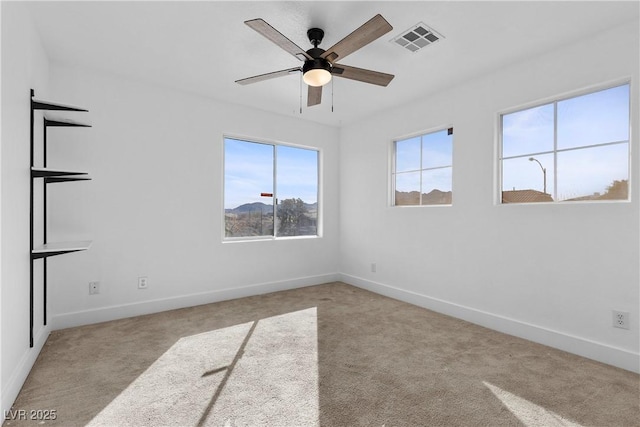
left=371, top=263, right=377, bottom=273
left=89, top=281, right=100, bottom=295
left=612, top=310, right=629, bottom=329
left=138, top=276, right=148, bottom=289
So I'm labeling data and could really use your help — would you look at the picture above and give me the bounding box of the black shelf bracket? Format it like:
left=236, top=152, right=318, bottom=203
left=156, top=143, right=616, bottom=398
left=32, top=99, right=88, bottom=112
left=32, top=249, right=86, bottom=260
left=45, top=176, right=92, bottom=184
left=44, top=118, right=91, bottom=128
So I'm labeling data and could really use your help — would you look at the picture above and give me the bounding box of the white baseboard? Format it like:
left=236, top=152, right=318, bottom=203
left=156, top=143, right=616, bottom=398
left=51, top=273, right=340, bottom=330
left=1, top=325, right=51, bottom=417
left=340, top=273, right=640, bottom=374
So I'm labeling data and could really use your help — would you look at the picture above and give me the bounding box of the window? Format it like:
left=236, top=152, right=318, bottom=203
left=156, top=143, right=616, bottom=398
left=392, top=128, right=453, bottom=206
left=500, top=83, right=630, bottom=203
left=224, top=137, right=319, bottom=239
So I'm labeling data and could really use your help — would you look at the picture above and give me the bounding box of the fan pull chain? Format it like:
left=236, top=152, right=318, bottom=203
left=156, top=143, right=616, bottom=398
left=331, top=78, right=334, bottom=112
left=299, top=73, right=303, bottom=114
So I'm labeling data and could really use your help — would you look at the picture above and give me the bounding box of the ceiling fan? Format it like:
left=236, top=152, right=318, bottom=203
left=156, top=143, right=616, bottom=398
left=236, top=14, right=395, bottom=107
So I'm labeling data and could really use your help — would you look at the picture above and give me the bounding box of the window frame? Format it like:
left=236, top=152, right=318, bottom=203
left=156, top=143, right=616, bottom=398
left=390, top=126, right=454, bottom=207
left=222, top=134, right=321, bottom=242
left=497, top=80, right=632, bottom=205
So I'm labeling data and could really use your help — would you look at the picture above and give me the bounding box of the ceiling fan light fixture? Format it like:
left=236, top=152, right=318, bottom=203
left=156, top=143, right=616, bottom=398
left=302, top=58, right=332, bottom=87
left=238, top=15, right=395, bottom=106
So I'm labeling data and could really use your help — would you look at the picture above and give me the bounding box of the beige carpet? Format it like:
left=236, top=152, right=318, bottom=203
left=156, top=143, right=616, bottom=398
left=87, top=308, right=318, bottom=426
left=4, top=282, right=639, bottom=426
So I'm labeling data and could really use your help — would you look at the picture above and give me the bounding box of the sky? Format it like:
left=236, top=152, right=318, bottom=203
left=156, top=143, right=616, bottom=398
left=224, top=138, right=318, bottom=209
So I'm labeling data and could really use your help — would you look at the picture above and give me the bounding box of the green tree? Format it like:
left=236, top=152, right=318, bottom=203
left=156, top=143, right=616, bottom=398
left=277, top=198, right=308, bottom=236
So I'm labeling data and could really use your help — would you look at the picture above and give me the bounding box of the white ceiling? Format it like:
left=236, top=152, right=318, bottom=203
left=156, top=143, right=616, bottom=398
left=25, top=1, right=639, bottom=127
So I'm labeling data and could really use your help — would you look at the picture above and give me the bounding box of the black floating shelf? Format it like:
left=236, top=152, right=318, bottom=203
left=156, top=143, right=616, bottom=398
left=44, top=118, right=91, bottom=128
left=32, top=97, right=88, bottom=112
left=31, top=167, right=89, bottom=178
left=32, top=241, right=92, bottom=260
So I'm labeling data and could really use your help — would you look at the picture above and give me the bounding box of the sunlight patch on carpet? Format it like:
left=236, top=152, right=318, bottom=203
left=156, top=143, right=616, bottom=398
left=209, top=307, right=319, bottom=425
left=483, top=381, right=583, bottom=427
left=87, top=308, right=319, bottom=426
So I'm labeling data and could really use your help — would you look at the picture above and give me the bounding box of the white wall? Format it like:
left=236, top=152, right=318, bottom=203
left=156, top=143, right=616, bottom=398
left=339, top=20, right=640, bottom=372
left=1, top=1, right=52, bottom=415
left=45, top=64, right=340, bottom=329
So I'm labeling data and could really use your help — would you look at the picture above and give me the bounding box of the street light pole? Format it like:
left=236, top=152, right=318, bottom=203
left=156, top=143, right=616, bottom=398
left=529, top=157, right=547, bottom=194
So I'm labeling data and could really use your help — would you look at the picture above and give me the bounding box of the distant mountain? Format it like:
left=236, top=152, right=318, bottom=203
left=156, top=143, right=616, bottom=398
left=395, top=189, right=452, bottom=205
left=225, top=200, right=317, bottom=214
left=304, top=202, right=318, bottom=211
left=225, top=202, right=272, bottom=214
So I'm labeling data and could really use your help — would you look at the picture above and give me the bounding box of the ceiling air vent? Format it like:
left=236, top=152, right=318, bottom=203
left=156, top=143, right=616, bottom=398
left=392, top=22, right=443, bottom=53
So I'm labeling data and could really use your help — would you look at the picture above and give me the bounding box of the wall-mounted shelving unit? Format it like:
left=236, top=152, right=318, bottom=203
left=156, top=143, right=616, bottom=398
left=30, top=89, right=92, bottom=347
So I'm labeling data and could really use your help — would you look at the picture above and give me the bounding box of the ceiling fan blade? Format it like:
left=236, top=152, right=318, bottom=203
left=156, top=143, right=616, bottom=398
left=332, top=64, right=394, bottom=86
left=307, top=85, right=322, bottom=107
left=321, top=14, right=392, bottom=63
left=236, top=67, right=301, bottom=85
left=245, top=19, right=313, bottom=61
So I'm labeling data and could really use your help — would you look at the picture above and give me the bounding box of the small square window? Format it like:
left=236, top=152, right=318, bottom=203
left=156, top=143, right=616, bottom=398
left=393, top=128, right=453, bottom=206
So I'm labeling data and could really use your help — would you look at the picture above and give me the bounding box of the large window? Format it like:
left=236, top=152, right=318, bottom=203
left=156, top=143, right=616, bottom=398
left=392, top=128, right=453, bottom=206
left=500, top=83, right=630, bottom=203
left=224, top=137, right=319, bottom=239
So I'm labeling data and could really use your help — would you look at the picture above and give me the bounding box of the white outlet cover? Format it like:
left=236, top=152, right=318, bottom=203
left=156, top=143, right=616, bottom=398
left=613, top=310, right=630, bottom=329
left=89, top=281, right=100, bottom=295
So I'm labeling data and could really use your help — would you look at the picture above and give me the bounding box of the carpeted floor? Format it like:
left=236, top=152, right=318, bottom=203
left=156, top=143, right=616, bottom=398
left=4, top=282, right=639, bottom=426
